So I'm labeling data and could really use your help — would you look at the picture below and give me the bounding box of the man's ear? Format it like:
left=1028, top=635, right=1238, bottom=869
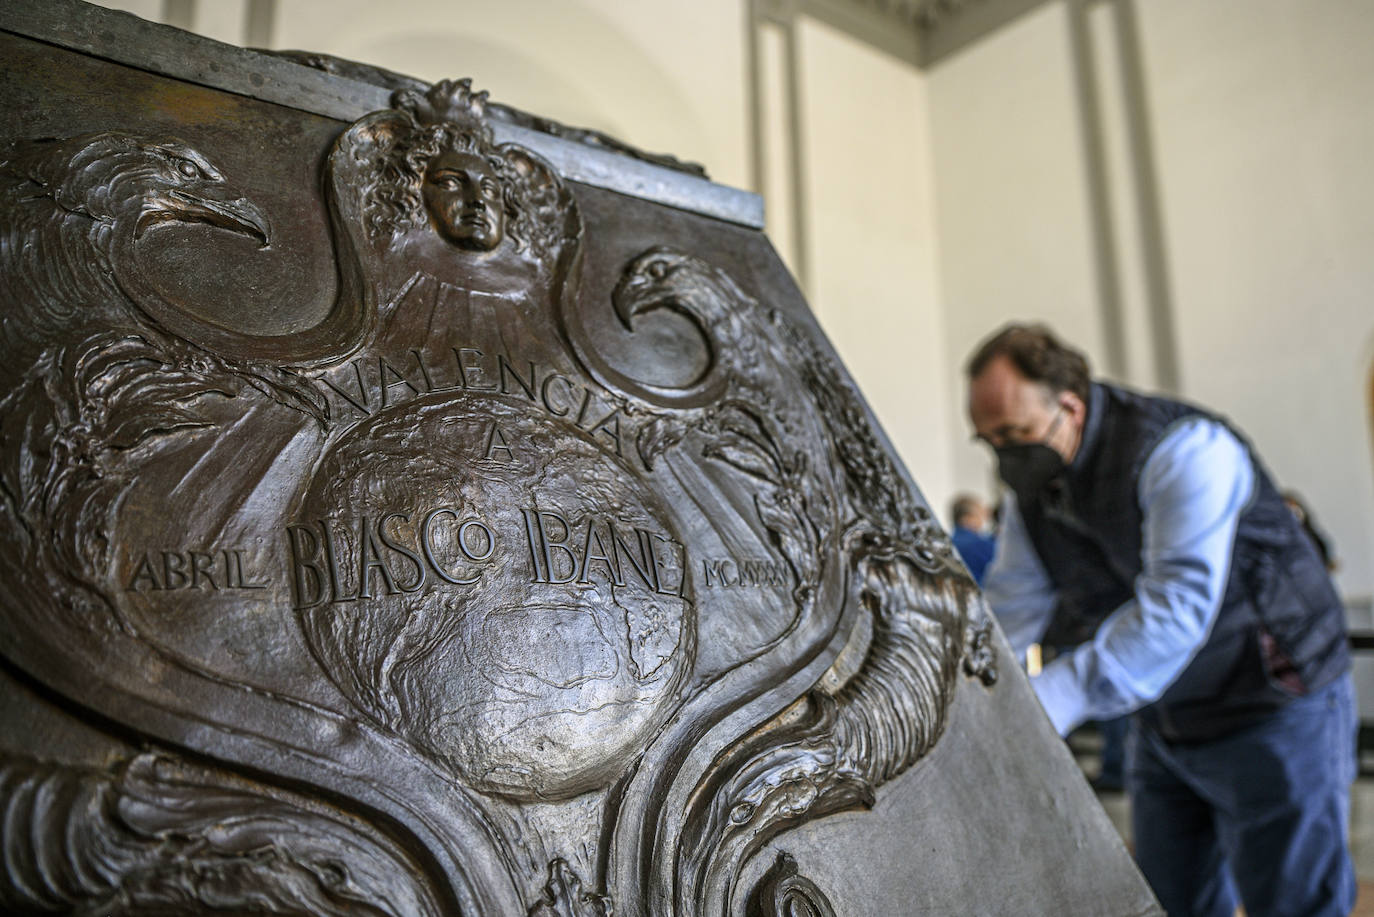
left=1059, top=390, right=1087, bottom=422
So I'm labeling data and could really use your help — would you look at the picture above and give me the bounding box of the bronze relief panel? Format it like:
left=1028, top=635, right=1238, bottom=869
left=0, top=31, right=1003, bottom=916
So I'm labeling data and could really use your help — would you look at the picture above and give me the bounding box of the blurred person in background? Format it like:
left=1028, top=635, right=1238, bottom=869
left=949, top=493, right=997, bottom=584
left=966, top=323, right=1354, bottom=917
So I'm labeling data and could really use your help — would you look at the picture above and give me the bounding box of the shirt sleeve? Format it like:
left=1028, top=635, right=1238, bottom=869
left=1031, top=416, right=1255, bottom=735
left=980, top=497, right=1058, bottom=662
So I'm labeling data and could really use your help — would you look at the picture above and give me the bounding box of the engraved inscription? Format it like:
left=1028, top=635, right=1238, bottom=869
left=285, top=510, right=498, bottom=607
left=286, top=506, right=684, bottom=609
left=700, top=558, right=788, bottom=590
left=293, top=392, right=696, bottom=799
left=522, top=510, right=685, bottom=595
left=311, top=274, right=630, bottom=455
left=125, top=548, right=269, bottom=592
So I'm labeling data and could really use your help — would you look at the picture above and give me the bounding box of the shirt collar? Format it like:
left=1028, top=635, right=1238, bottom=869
left=1069, top=382, right=1106, bottom=473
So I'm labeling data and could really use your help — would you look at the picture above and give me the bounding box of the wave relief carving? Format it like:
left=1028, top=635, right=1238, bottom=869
left=582, top=247, right=999, bottom=914
left=0, top=752, right=445, bottom=916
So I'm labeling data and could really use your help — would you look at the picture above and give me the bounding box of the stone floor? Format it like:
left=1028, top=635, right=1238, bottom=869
left=1075, top=734, right=1374, bottom=914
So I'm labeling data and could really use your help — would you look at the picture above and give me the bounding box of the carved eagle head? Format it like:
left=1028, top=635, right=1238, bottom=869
left=612, top=247, right=712, bottom=331
left=10, top=131, right=268, bottom=248
left=0, top=132, right=270, bottom=350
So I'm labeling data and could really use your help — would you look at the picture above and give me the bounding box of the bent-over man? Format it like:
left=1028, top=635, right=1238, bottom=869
left=967, top=324, right=1354, bottom=917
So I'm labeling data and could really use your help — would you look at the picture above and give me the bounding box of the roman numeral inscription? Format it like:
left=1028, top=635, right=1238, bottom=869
left=700, top=558, right=788, bottom=589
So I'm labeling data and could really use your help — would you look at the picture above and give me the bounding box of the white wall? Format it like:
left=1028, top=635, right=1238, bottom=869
left=1133, top=0, right=1374, bottom=600
left=926, top=2, right=1104, bottom=510
left=924, top=0, right=1374, bottom=599
left=91, top=0, right=750, bottom=188
left=794, top=18, right=953, bottom=514
left=88, top=0, right=160, bottom=22
left=272, top=0, right=750, bottom=190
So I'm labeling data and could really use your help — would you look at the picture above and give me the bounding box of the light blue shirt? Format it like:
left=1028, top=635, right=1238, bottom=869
left=982, top=415, right=1255, bottom=735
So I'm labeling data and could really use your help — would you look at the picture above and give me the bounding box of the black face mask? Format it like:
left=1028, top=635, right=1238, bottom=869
left=994, top=442, right=1065, bottom=500
left=993, top=408, right=1066, bottom=500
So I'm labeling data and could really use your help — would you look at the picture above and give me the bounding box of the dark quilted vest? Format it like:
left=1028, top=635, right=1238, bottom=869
left=1020, top=383, right=1349, bottom=743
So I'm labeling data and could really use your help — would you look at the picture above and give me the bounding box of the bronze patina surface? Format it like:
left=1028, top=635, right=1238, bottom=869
left=0, top=3, right=1158, bottom=914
